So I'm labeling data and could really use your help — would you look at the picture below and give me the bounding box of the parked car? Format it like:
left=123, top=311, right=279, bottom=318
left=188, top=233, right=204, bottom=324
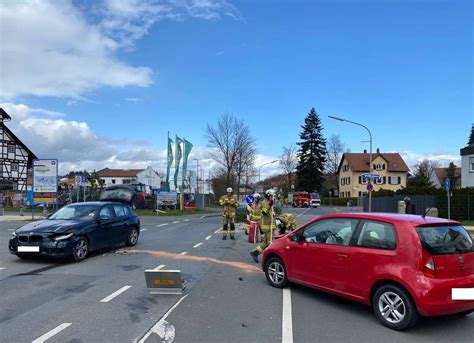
left=9, top=202, right=140, bottom=262
left=262, top=213, right=473, bottom=330
left=99, top=184, right=154, bottom=209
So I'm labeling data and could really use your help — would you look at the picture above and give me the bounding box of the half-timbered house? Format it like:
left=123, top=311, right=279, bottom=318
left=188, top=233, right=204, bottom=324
left=0, top=108, right=37, bottom=191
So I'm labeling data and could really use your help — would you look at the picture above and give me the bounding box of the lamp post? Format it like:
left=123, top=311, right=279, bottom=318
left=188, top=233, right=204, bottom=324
left=193, top=158, right=202, bottom=208
left=328, top=115, right=373, bottom=212
left=258, top=160, right=279, bottom=183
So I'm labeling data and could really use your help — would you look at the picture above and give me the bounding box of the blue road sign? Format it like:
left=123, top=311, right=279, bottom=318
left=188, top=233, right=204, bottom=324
left=367, top=183, right=374, bottom=192
left=246, top=195, right=254, bottom=204
left=444, top=178, right=451, bottom=191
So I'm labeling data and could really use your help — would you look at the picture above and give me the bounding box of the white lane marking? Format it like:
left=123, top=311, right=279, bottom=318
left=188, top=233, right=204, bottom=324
left=32, top=323, right=72, bottom=343
left=282, top=288, right=293, bottom=343
left=157, top=223, right=168, bottom=227
left=100, top=285, right=132, bottom=303
left=0, top=267, right=5, bottom=270
left=205, top=235, right=212, bottom=240
left=7, top=229, right=15, bottom=231
left=296, top=207, right=311, bottom=218
left=214, top=228, right=221, bottom=234
left=200, top=215, right=206, bottom=218
left=180, top=252, right=188, bottom=255
left=172, top=221, right=180, bottom=224
left=183, top=219, right=189, bottom=222
left=138, top=294, right=188, bottom=343
left=153, top=264, right=166, bottom=271
left=452, top=288, right=474, bottom=300
left=141, top=229, right=148, bottom=231
left=193, top=243, right=203, bottom=248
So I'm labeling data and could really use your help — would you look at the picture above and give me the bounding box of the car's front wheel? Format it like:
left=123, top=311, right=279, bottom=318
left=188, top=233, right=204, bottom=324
left=72, top=237, right=89, bottom=262
left=373, top=284, right=418, bottom=331
left=265, top=257, right=289, bottom=288
left=125, top=228, right=139, bottom=247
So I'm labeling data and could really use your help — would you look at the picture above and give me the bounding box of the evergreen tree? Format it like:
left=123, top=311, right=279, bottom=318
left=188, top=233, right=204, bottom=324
left=410, top=160, right=436, bottom=187
left=468, top=124, right=474, bottom=146
left=445, top=162, right=459, bottom=190
left=295, top=108, right=327, bottom=191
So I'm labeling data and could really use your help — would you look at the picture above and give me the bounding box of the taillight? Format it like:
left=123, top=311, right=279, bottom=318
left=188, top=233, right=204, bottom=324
left=423, top=255, right=436, bottom=277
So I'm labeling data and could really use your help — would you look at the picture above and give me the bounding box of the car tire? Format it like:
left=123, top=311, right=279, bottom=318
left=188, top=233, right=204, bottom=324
left=72, top=237, right=89, bottom=262
left=16, top=254, right=28, bottom=260
left=125, top=228, right=139, bottom=247
left=264, top=257, right=289, bottom=288
left=373, top=284, right=419, bottom=331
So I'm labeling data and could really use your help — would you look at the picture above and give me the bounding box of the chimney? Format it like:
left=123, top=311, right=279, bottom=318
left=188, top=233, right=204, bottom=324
left=363, top=149, right=367, bottom=154
left=376, top=148, right=380, bottom=154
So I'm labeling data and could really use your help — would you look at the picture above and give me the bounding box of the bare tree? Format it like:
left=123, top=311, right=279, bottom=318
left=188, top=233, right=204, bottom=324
left=411, top=159, right=438, bottom=187
left=280, top=144, right=298, bottom=195
left=205, top=113, right=256, bottom=197
left=325, top=135, right=345, bottom=193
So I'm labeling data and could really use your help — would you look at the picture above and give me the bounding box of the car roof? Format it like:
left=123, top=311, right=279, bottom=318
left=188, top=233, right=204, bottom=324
left=69, top=201, right=125, bottom=207
left=314, top=212, right=460, bottom=226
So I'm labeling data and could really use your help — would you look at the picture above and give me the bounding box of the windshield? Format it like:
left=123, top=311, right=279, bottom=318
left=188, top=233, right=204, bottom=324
left=311, top=194, right=320, bottom=199
left=416, top=225, right=473, bottom=255
left=49, top=205, right=98, bottom=221
left=100, top=188, right=134, bottom=202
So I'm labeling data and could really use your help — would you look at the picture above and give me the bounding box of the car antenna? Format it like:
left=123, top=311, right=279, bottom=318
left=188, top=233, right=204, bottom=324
left=422, top=207, right=431, bottom=220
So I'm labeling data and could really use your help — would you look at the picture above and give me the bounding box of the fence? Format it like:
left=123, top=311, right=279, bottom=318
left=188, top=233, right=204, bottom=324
left=362, top=188, right=474, bottom=221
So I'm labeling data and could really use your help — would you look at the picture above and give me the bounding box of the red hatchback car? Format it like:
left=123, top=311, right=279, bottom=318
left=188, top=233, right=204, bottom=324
left=262, top=213, right=474, bottom=330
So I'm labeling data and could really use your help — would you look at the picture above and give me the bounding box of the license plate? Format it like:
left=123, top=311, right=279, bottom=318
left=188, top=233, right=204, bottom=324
left=18, top=246, right=40, bottom=253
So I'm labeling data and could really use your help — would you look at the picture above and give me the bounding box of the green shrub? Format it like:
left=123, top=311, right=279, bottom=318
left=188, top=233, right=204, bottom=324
left=322, top=197, right=358, bottom=206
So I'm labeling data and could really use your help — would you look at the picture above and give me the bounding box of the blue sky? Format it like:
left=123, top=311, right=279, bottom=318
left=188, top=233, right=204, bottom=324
left=0, top=0, right=472, bottom=177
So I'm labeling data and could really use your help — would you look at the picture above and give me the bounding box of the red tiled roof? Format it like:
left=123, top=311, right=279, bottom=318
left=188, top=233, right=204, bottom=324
left=97, top=168, right=143, bottom=177
left=339, top=153, right=409, bottom=173
left=433, top=167, right=461, bottom=186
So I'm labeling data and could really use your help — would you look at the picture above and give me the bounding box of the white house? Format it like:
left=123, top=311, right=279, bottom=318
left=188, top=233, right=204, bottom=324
left=461, top=124, right=474, bottom=188
left=97, top=166, right=161, bottom=189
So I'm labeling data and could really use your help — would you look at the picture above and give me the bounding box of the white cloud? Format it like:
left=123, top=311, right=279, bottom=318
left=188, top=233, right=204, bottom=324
left=0, top=0, right=240, bottom=99
left=125, top=97, right=143, bottom=103
left=399, top=150, right=461, bottom=170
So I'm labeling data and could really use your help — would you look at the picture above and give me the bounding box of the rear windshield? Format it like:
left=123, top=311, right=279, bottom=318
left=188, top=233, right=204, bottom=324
left=100, top=189, right=133, bottom=202
left=416, top=226, right=473, bottom=255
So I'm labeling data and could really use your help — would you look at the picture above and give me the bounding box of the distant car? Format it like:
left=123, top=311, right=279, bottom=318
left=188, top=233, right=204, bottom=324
left=309, top=192, right=321, bottom=208
left=262, top=213, right=473, bottom=330
left=100, top=184, right=154, bottom=209
left=9, top=202, right=140, bottom=262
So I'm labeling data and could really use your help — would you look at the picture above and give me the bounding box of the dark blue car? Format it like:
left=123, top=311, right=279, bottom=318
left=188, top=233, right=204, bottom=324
left=9, top=202, right=140, bottom=262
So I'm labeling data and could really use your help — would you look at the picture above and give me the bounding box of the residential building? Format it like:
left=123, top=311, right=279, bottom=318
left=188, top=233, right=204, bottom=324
left=461, top=124, right=474, bottom=188
left=430, top=167, right=461, bottom=189
left=97, top=166, right=161, bottom=189
left=0, top=108, right=37, bottom=191
left=337, top=149, right=409, bottom=197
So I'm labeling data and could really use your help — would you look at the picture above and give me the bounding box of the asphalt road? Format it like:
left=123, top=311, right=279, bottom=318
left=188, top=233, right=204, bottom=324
left=0, top=206, right=472, bottom=343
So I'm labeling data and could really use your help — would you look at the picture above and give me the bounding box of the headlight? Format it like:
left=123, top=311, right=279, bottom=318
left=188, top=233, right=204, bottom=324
left=53, top=233, right=74, bottom=241
left=11, top=231, right=17, bottom=239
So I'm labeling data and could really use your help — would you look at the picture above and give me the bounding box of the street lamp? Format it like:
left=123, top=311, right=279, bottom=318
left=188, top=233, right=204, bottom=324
left=328, top=115, right=373, bottom=212
left=193, top=158, right=204, bottom=208
left=258, top=160, right=279, bottom=182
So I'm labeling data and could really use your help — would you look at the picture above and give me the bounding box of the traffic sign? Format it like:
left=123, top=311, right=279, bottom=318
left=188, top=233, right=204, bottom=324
left=367, top=183, right=373, bottom=192
left=444, top=178, right=451, bottom=191
left=362, top=173, right=381, bottom=181
left=246, top=195, right=255, bottom=204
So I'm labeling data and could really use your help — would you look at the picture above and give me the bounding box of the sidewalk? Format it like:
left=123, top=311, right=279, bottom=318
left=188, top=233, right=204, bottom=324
left=0, top=214, right=36, bottom=222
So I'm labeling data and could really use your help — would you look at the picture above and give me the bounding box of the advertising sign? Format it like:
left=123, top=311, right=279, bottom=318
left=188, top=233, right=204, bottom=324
left=33, top=159, right=58, bottom=204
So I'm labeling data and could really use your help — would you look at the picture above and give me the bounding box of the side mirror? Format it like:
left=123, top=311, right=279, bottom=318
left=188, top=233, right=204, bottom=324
left=291, top=233, right=303, bottom=242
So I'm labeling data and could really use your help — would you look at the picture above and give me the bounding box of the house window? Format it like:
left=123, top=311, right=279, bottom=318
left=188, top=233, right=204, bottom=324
left=389, top=176, right=400, bottom=185
left=359, top=176, right=368, bottom=184
left=8, top=144, right=15, bottom=153
left=375, top=163, right=383, bottom=171
left=471, top=157, right=474, bottom=172
left=11, top=163, right=18, bottom=172
left=123, top=179, right=131, bottom=184
left=111, top=179, right=116, bottom=184
left=375, top=177, right=384, bottom=185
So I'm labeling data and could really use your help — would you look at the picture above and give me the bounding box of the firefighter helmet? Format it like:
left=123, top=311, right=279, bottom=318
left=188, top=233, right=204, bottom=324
left=253, top=192, right=261, bottom=199
left=265, top=189, right=276, bottom=197
left=226, top=187, right=233, bottom=193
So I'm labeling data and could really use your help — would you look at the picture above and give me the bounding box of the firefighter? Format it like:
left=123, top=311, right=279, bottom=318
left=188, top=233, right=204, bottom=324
left=249, top=193, right=263, bottom=238
left=275, top=213, right=298, bottom=234
left=250, top=189, right=276, bottom=263
left=219, top=187, right=238, bottom=240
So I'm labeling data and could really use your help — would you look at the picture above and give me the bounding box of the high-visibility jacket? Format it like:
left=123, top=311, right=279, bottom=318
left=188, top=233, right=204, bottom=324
left=251, top=201, right=262, bottom=222
left=260, top=199, right=275, bottom=231
left=277, top=213, right=298, bottom=233
left=219, top=194, right=238, bottom=216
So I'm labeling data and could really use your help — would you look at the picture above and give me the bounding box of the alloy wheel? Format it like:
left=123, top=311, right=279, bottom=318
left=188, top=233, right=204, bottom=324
left=378, top=291, right=406, bottom=324
left=74, top=239, right=88, bottom=261
left=268, top=261, right=285, bottom=285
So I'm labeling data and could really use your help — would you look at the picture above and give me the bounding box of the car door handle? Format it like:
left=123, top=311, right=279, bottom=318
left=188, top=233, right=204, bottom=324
left=337, top=253, right=348, bottom=259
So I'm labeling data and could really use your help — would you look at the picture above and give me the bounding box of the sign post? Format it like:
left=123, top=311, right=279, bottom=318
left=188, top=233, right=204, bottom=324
left=33, top=159, right=58, bottom=212
left=444, top=178, right=451, bottom=219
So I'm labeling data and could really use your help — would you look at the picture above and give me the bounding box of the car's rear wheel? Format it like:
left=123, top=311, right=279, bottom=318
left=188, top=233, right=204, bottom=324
left=265, top=257, right=289, bottom=288
left=373, top=284, right=418, bottom=331
left=72, top=237, right=89, bottom=262
left=125, top=228, right=139, bottom=247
